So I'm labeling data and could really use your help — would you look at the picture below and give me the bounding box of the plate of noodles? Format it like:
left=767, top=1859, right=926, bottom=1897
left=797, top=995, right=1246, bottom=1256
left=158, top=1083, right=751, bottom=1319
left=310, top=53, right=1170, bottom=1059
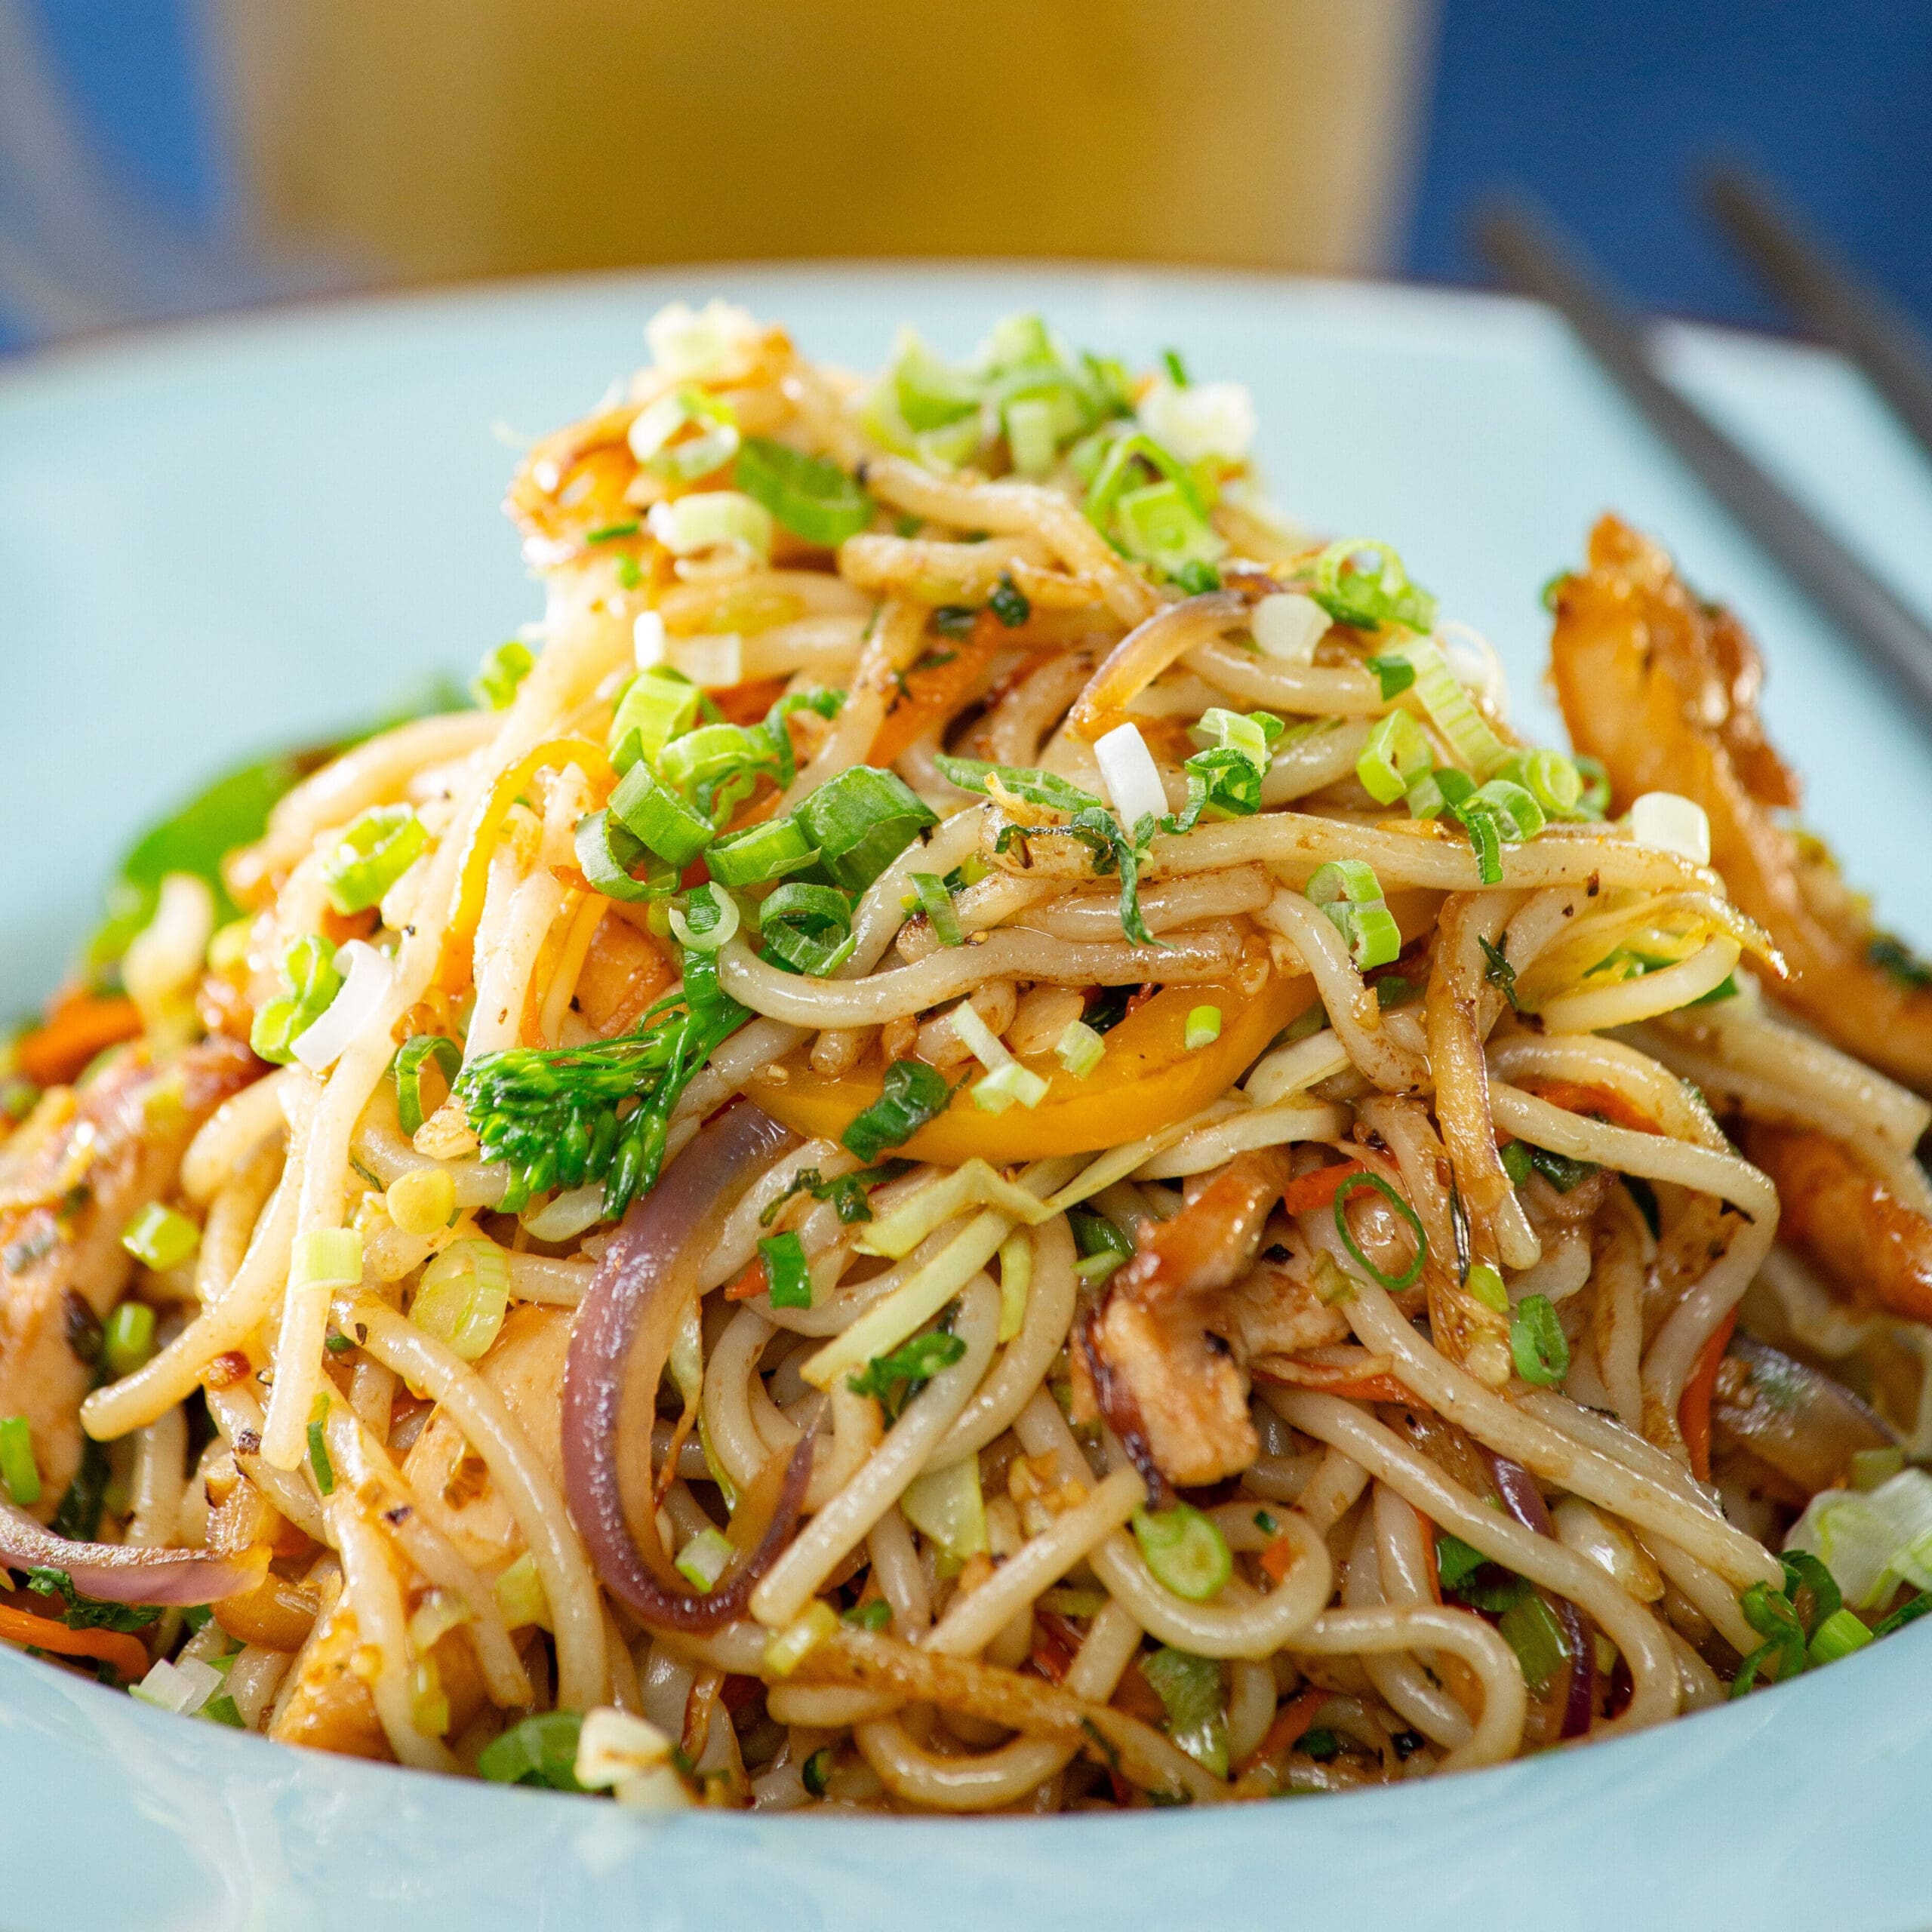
left=5, top=265, right=1932, bottom=1932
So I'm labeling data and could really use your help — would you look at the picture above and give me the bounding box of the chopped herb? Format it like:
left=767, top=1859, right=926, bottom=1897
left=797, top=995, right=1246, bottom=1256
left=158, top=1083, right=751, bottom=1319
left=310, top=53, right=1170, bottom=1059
left=1161, top=348, right=1189, bottom=386
left=477, top=1711, right=585, bottom=1791
left=1529, top=1146, right=1598, bottom=1194
left=1299, top=1727, right=1340, bottom=1761
left=845, top=1328, right=968, bottom=1420
left=1478, top=934, right=1518, bottom=1009
left=801, top=1746, right=835, bottom=1797
left=932, top=605, right=978, bottom=641
left=758, top=1159, right=912, bottom=1228
left=50, top=1432, right=109, bottom=1540
left=841, top=1060, right=953, bottom=1164
left=1170, top=559, right=1222, bottom=595
left=1869, top=933, right=1932, bottom=989
left=585, top=520, right=641, bottom=543
left=1364, top=654, right=1417, bottom=701
left=1373, top=973, right=1419, bottom=1010
left=842, top=1599, right=892, bottom=1632
left=1500, top=1140, right=1533, bottom=1187
left=987, top=572, right=1031, bottom=628
left=758, top=1231, right=814, bottom=1311
left=23, top=1567, right=160, bottom=1632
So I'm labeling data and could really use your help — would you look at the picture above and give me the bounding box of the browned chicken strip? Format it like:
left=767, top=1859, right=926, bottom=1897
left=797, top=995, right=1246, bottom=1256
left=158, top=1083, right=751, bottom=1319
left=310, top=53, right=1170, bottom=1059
left=1740, top=1122, right=1932, bottom=1326
left=0, top=1038, right=255, bottom=1513
left=1552, top=514, right=1932, bottom=1092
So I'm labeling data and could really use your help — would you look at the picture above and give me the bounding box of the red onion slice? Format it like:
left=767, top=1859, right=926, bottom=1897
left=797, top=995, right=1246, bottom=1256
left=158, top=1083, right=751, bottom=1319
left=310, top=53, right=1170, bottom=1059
left=1486, top=1449, right=1595, bottom=1740
left=562, top=1100, right=811, bottom=1632
left=0, top=1503, right=268, bottom=1605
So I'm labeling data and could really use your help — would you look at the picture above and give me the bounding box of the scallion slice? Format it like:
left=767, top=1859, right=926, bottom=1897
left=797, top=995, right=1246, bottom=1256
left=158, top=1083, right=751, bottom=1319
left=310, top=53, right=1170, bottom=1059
left=1310, top=539, right=1438, bottom=634
left=734, top=437, right=874, bottom=547
left=706, top=814, right=821, bottom=889
left=1131, top=1503, right=1233, bottom=1602
left=758, top=881, right=857, bottom=977
left=0, top=1417, right=40, bottom=1506
left=1055, top=1020, right=1106, bottom=1078
left=1331, top=1172, right=1427, bottom=1292
left=321, top=804, right=429, bottom=915
left=906, top=871, right=964, bottom=948
left=120, top=1203, right=199, bottom=1272
left=791, top=765, right=937, bottom=894
left=1306, top=859, right=1402, bottom=971
left=841, top=1059, right=953, bottom=1163
left=758, top=1230, right=814, bottom=1310
left=392, top=1035, right=460, bottom=1138
left=1185, top=1005, right=1222, bottom=1050
left=1355, top=709, right=1433, bottom=806
left=471, top=639, right=534, bottom=711
left=574, top=808, right=675, bottom=903
left=608, top=666, right=702, bottom=773
left=610, top=762, right=715, bottom=867
left=1510, top=1292, right=1569, bottom=1385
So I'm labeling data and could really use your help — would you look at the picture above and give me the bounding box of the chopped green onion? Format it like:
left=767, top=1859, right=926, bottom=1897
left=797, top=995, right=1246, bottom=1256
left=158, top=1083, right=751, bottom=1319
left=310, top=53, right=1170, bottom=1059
left=1494, top=746, right=1589, bottom=820
left=392, top=1034, right=462, bottom=1138
left=1194, top=706, right=1280, bottom=771
left=103, top=1300, right=157, bottom=1377
left=478, top=1711, right=584, bottom=1790
left=1478, top=934, right=1518, bottom=1008
left=971, top=1060, right=1050, bottom=1113
left=608, top=666, right=703, bottom=773
left=575, top=809, right=676, bottom=904
left=734, top=436, right=873, bottom=547
left=675, top=1526, right=737, bottom=1592
left=321, top=804, right=429, bottom=915
left=628, top=385, right=740, bottom=481
left=1114, top=478, right=1226, bottom=576
left=1132, top=1504, right=1233, bottom=1601
left=1384, top=634, right=1506, bottom=776
left=411, top=1239, right=510, bottom=1361
left=1466, top=1262, right=1508, bottom=1312
left=1140, top=1645, right=1229, bottom=1777
left=120, top=1203, right=199, bottom=1272
left=801, top=1746, right=835, bottom=1796
left=288, top=1228, right=363, bottom=1295
left=0, top=1417, right=40, bottom=1506
left=669, top=884, right=740, bottom=955
left=758, top=881, right=857, bottom=977
left=909, top=872, right=964, bottom=947
left=609, top=761, right=715, bottom=867
left=706, top=815, right=820, bottom=889
left=891, top=331, right=981, bottom=432
left=1355, top=710, right=1433, bottom=806
left=1069, top=1208, right=1134, bottom=1286
left=471, top=640, right=534, bottom=711
left=1309, top=539, right=1438, bottom=634
left=792, top=765, right=938, bottom=894
left=759, top=1231, right=814, bottom=1310
left=249, top=934, right=344, bottom=1066
left=1185, top=1005, right=1222, bottom=1050
left=307, top=1395, right=335, bottom=1496
left=1004, top=396, right=1059, bottom=477
left=1056, top=1020, right=1107, bottom=1078
left=1331, top=1173, right=1427, bottom=1292
left=900, top=1455, right=987, bottom=1561
left=843, top=1598, right=892, bottom=1632
left=844, top=1329, right=968, bottom=1420
left=1872, top=1592, right=1932, bottom=1640
left=1434, top=1534, right=1487, bottom=1593
left=1306, top=859, right=1402, bottom=970
left=1171, top=560, right=1222, bottom=595
left=1500, top=1140, right=1533, bottom=1187
left=1529, top=1146, right=1597, bottom=1194
left=1161, top=348, right=1189, bottom=386
left=1498, top=1590, right=1572, bottom=1692
left=842, top=1059, right=952, bottom=1163
left=646, top=491, right=774, bottom=562
left=585, top=520, right=641, bottom=543
left=1364, top=654, right=1417, bottom=700
left=987, top=572, right=1031, bottom=629
left=1510, top=1293, right=1569, bottom=1385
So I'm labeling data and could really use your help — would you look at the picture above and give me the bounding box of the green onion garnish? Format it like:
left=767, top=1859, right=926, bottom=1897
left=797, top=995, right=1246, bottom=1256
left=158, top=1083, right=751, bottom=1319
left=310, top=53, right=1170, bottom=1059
left=477, top=1711, right=585, bottom=1791
left=0, top=1417, right=41, bottom=1506
left=249, top=934, right=343, bottom=1066
left=609, top=762, right=715, bottom=868
left=321, top=804, right=429, bottom=915
left=841, top=1058, right=952, bottom=1163
left=842, top=1598, right=892, bottom=1632
left=792, top=765, right=938, bottom=894
left=758, top=881, right=857, bottom=977
left=1497, top=1590, right=1571, bottom=1692
left=987, top=572, right=1031, bottom=629
left=392, top=1034, right=462, bottom=1138
left=471, top=640, right=535, bottom=712
left=120, top=1204, right=199, bottom=1272
left=1306, top=859, right=1402, bottom=971
left=608, top=666, right=703, bottom=774
left=307, top=1396, right=335, bottom=1496
left=1069, top=1208, right=1134, bottom=1286
left=1309, top=539, right=1438, bottom=634
left=1131, top=1504, right=1233, bottom=1602
left=758, top=1231, right=813, bottom=1310
left=1331, top=1172, right=1427, bottom=1292
left=1807, top=1606, right=1873, bottom=1666
left=1184, top=1006, right=1222, bottom=1050
left=706, top=815, right=821, bottom=890
left=1055, top=1020, right=1106, bottom=1078
left=844, top=1328, right=968, bottom=1419
left=1466, top=1263, right=1508, bottom=1312
left=1509, top=1293, right=1568, bottom=1385
left=674, top=1526, right=737, bottom=1592
left=1500, top=1140, right=1533, bottom=1187
left=574, top=809, right=675, bottom=904
left=1355, top=710, right=1433, bottom=806
left=909, top=872, right=964, bottom=948
left=103, top=1301, right=157, bottom=1377
left=1364, top=654, right=1417, bottom=700
left=733, top=436, right=873, bottom=546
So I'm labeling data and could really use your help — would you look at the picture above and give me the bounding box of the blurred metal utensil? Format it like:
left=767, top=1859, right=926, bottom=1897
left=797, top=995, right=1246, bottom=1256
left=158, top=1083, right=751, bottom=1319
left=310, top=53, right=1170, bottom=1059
left=1476, top=196, right=1932, bottom=729
left=1706, top=162, right=1932, bottom=470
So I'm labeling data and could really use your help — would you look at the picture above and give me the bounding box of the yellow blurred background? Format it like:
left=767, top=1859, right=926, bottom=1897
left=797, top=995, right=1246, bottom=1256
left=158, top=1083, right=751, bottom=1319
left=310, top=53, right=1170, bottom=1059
left=216, top=0, right=1430, bottom=282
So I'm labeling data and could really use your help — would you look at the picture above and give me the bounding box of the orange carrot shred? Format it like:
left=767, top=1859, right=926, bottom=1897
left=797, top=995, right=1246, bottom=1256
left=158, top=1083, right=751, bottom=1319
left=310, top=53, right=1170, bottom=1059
left=1680, top=1308, right=1737, bottom=1482
left=1278, top=1160, right=1369, bottom=1217
left=0, top=1604, right=149, bottom=1682
left=15, top=992, right=143, bottom=1088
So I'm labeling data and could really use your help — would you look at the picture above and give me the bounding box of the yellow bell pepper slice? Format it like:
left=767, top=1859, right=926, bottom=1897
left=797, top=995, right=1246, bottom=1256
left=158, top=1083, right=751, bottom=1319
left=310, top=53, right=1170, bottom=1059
left=755, top=967, right=1315, bottom=1163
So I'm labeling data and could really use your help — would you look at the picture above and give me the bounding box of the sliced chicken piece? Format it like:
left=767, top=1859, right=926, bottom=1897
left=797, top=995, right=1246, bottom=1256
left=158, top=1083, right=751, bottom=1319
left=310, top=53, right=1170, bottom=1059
left=401, top=1301, right=573, bottom=1569
left=1221, top=1241, right=1352, bottom=1363
left=1552, top=514, right=1932, bottom=1092
left=1740, top=1123, right=1932, bottom=1325
left=0, top=1038, right=256, bottom=1513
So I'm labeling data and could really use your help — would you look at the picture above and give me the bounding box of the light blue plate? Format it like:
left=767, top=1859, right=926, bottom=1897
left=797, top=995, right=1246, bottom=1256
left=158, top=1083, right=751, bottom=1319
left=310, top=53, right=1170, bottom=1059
left=4, top=266, right=1932, bottom=1932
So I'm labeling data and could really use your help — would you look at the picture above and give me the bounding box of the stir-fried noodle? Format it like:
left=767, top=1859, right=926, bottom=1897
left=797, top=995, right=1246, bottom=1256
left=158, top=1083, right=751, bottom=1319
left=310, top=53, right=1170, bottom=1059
left=6, top=303, right=1932, bottom=1809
